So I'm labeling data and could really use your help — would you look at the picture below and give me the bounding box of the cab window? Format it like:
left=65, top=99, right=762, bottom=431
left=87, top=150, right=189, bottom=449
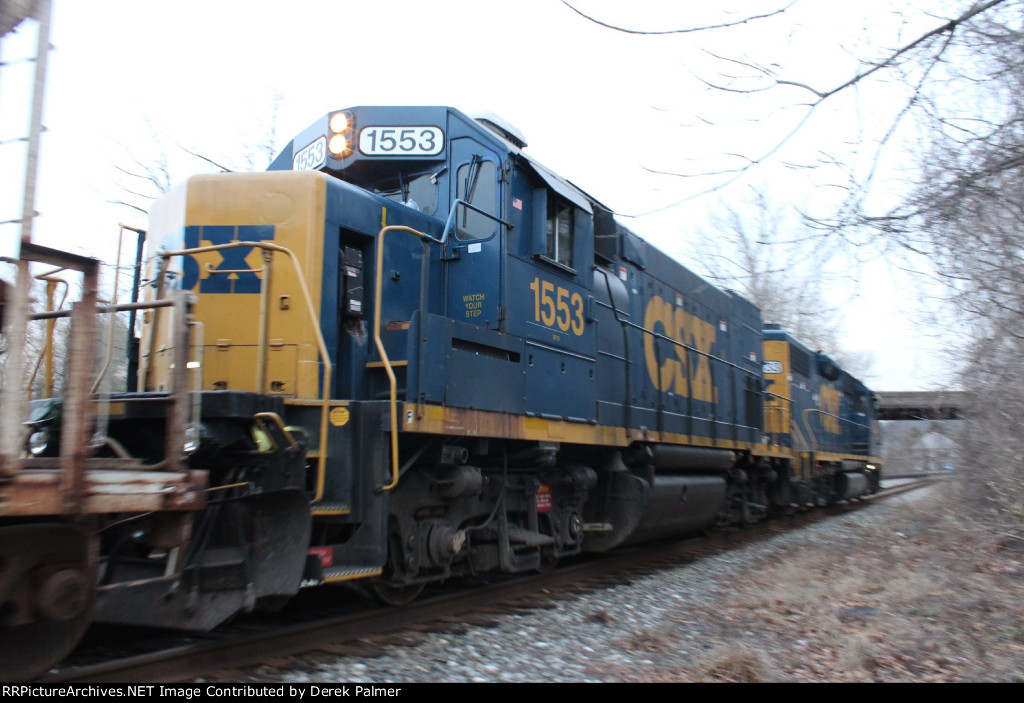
left=373, top=172, right=438, bottom=215
left=455, top=158, right=497, bottom=240
left=545, top=198, right=574, bottom=268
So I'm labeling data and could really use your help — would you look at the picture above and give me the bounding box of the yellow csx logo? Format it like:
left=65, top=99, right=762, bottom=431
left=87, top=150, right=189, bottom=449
left=819, top=385, right=841, bottom=434
left=642, top=295, right=716, bottom=402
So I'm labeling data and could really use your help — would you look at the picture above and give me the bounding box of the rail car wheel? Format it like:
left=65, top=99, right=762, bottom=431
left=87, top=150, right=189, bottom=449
left=0, top=523, right=95, bottom=681
left=370, top=579, right=425, bottom=607
left=1, top=588, right=94, bottom=681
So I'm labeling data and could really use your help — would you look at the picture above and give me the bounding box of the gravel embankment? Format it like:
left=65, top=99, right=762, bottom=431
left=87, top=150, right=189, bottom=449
left=201, top=487, right=970, bottom=683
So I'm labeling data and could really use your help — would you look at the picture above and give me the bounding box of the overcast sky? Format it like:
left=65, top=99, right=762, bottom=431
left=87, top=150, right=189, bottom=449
left=0, top=0, right=951, bottom=390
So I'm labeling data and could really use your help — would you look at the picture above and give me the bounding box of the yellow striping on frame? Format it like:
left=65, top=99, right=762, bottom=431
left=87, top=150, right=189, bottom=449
left=400, top=402, right=798, bottom=457
left=323, top=568, right=383, bottom=584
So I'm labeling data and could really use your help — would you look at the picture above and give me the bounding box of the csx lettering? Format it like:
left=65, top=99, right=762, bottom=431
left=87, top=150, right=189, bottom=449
left=642, top=295, right=716, bottom=402
left=529, top=277, right=584, bottom=336
left=181, top=225, right=276, bottom=293
left=819, top=385, right=841, bottom=434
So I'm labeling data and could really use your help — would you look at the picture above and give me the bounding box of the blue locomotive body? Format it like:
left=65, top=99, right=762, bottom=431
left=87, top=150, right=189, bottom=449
left=126, top=104, right=880, bottom=605
left=266, top=106, right=766, bottom=444
left=3, top=107, right=883, bottom=678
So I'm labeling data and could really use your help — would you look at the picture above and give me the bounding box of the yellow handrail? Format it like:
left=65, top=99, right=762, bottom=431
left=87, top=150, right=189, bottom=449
left=253, top=411, right=302, bottom=454
left=26, top=273, right=68, bottom=399
left=158, top=241, right=333, bottom=504
left=373, top=225, right=436, bottom=492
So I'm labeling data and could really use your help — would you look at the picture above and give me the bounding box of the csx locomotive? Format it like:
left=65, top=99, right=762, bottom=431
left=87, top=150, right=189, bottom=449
left=0, top=106, right=881, bottom=679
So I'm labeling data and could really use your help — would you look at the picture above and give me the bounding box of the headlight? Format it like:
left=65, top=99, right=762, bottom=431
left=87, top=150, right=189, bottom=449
left=328, top=133, right=349, bottom=156
left=327, top=110, right=354, bottom=158
left=28, top=427, right=51, bottom=456
left=329, top=112, right=350, bottom=133
left=25, top=398, right=61, bottom=458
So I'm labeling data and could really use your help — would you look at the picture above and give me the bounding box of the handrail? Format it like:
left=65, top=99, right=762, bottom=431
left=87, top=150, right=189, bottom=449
left=763, top=401, right=789, bottom=445
left=801, top=408, right=872, bottom=455
left=374, top=225, right=441, bottom=492
left=762, top=393, right=813, bottom=478
left=253, top=411, right=302, bottom=455
left=26, top=273, right=68, bottom=400
left=86, top=225, right=136, bottom=449
left=91, top=224, right=133, bottom=395
left=441, top=198, right=513, bottom=245
left=156, top=241, right=333, bottom=504
left=20, top=248, right=128, bottom=402
left=790, top=410, right=811, bottom=453
left=187, top=319, right=204, bottom=451
left=594, top=267, right=634, bottom=433
left=594, top=269, right=755, bottom=377
left=0, top=243, right=99, bottom=484
left=373, top=199, right=510, bottom=492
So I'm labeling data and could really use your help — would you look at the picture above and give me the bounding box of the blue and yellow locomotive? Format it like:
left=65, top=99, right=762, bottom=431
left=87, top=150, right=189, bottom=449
left=762, top=326, right=882, bottom=503
left=5, top=106, right=882, bottom=676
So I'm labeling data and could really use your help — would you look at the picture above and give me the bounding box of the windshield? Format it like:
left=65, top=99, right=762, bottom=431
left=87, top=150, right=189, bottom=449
left=372, top=172, right=438, bottom=215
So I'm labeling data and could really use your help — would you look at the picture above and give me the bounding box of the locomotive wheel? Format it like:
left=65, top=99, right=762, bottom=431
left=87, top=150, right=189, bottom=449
left=370, top=579, right=425, bottom=607
left=371, top=522, right=426, bottom=606
left=535, top=547, right=559, bottom=574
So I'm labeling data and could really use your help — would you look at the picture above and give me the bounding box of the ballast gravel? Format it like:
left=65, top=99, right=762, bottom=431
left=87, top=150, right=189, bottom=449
left=200, top=489, right=923, bottom=683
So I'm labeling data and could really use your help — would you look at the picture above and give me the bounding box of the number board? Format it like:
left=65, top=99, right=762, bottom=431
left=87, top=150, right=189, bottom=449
left=293, top=136, right=327, bottom=171
left=358, top=126, right=444, bottom=157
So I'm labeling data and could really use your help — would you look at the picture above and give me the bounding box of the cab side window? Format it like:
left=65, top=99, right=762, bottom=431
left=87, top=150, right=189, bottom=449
left=455, top=158, right=497, bottom=240
left=545, top=198, right=574, bottom=268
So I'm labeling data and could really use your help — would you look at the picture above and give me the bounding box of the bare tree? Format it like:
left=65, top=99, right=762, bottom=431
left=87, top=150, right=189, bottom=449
left=892, top=15, right=1024, bottom=542
left=953, top=311, right=1024, bottom=543
left=111, top=92, right=285, bottom=217
left=563, top=1, right=1015, bottom=195
left=693, top=188, right=841, bottom=346
left=689, top=187, right=877, bottom=377
left=110, top=123, right=176, bottom=216
left=567, top=2, right=1024, bottom=537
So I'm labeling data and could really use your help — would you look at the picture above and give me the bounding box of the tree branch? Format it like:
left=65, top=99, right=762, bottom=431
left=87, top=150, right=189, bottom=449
left=559, top=0, right=797, bottom=35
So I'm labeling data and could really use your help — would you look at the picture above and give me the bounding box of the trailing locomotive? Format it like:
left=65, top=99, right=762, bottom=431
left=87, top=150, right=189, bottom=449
left=0, top=106, right=881, bottom=679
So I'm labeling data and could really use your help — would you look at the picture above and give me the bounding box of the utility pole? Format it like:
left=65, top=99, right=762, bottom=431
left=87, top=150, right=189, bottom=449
left=19, top=0, right=51, bottom=245
left=0, top=0, right=53, bottom=473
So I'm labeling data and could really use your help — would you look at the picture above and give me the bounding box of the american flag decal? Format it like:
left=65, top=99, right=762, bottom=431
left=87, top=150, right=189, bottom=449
left=512, top=197, right=523, bottom=210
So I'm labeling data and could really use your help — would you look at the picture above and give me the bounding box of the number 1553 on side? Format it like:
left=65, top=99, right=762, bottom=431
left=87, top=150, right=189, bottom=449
left=529, top=277, right=585, bottom=336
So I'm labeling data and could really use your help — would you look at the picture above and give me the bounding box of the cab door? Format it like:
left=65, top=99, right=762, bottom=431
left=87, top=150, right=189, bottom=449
left=445, top=136, right=503, bottom=329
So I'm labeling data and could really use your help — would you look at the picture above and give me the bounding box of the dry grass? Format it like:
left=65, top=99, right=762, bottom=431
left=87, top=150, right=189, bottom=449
left=691, top=644, right=775, bottom=683
left=610, top=483, right=1024, bottom=682
left=684, top=486, right=1024, bottom=681
left=620, top=625, right=680, bottom=654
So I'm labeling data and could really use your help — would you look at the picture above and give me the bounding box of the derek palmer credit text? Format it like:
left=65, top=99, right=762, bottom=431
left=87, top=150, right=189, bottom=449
left=2, top=686, right=403, bottom=698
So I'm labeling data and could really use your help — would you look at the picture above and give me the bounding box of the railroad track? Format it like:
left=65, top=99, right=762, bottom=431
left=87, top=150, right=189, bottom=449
left=39, top=476, right=935, bottom=684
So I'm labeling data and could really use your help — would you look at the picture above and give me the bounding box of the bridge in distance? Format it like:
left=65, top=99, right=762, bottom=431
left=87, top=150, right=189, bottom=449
left=875, top=391, right=968, bottom=421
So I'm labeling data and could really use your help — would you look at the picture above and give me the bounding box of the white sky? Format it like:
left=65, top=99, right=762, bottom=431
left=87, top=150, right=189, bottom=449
left=0, top=0, right=956, bottom=391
